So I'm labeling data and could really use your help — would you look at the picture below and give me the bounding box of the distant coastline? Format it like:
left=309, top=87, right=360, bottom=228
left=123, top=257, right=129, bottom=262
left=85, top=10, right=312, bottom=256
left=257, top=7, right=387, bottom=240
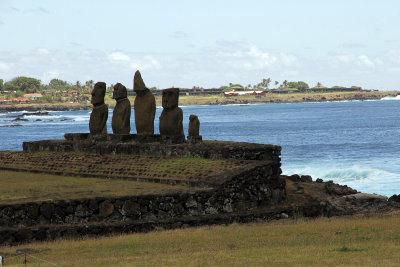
left=0, top=90, right=398, bottom=112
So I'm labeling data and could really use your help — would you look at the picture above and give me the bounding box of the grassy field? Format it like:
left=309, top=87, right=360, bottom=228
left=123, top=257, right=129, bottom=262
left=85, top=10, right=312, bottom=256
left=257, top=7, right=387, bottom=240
left=103, top=90, right=399, bottom=107
left=1, top=211, right=400, bottom=266
left=0, top=170, right=196, bottom=204
left=0, top=152, right=252, bottom=186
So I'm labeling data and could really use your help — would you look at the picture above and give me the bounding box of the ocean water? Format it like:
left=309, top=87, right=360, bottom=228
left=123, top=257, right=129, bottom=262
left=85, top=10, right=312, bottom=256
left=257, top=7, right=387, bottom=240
left=0, top=99, right=399, bottom=196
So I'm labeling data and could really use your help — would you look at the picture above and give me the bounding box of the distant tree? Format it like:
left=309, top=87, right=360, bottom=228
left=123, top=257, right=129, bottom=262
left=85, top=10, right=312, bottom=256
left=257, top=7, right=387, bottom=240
left=4, top=76, right=42, bottom=93
left=315, top=82, right=324, bottom=88
left=85, top=80, right=94, bottom=91
left=282, top=80, right=288, bottom=88
left=0, top=79, right=4, bottom=91
left=274, top=81, right=279, bottom=88
left=75, top=81, right=81, bottom=89
left=297, top=81, right=309, bottom=91
left=287, top=81, right=298, bottom=88
left=49, top=78, right=68, bottom=87
left=15, top=90, right=24, bottom=98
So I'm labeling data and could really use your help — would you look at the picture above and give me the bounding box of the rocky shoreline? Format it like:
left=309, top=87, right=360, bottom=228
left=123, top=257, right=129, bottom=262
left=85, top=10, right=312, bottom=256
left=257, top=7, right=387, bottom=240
left=0, top=91, right=397, bottom=113
left=0, top=104, right=91, bottom=113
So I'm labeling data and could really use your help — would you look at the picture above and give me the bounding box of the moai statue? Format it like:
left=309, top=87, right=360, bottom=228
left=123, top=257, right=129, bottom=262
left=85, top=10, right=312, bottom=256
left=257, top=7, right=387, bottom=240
left=188, top=114, right=202, bottom=144
left=188, top=114, right=200, bottom=136
left=111, top=83, right=131, bottom=134
left=89, top=82, right=108, bottom=134
left=159, top=88, right=184, bottom=136
left=133, top=70, right=156, bottom=134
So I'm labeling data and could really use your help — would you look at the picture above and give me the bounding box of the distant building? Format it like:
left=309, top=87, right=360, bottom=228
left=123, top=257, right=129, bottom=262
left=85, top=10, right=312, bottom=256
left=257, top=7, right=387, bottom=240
left=224, top=91, right=266, bottom=97
left=24, top=93, right=43, bottom=101
left=12, top=98, right=29, bottom=104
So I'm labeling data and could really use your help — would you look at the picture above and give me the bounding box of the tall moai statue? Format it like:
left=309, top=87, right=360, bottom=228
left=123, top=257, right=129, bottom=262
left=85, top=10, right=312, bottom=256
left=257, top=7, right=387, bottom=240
left=159, top=88, right=184, bottom=136
left=89, top=82, right=108, bottom=134
left=111, top=83, right=131, bottom=134
left=133, top=70, right=156, bottom=134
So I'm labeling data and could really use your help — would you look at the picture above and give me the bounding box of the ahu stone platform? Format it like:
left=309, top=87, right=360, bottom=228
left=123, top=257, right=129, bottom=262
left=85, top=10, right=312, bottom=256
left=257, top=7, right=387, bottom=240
left=0, top=135, right=288, bottom=245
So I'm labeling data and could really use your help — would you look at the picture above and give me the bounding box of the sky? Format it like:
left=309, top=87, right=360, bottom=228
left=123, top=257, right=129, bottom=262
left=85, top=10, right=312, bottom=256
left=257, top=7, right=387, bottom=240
left=0, top=0, right=400, bottom=90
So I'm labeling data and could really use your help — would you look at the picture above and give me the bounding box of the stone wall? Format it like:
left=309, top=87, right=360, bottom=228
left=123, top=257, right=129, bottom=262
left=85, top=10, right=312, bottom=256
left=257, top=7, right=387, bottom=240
left=23, top=134, right=281, bottom=163
left=0, top=163, right=285, bottom=245
left=5, top=135, right=287, bottom=245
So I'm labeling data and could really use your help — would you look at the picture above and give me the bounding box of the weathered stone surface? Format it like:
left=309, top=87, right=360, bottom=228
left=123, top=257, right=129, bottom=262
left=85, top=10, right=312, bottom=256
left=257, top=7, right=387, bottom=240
left=112, top=83, right=131, bottom=134
left=159, top=88, right=183, bottom=136
left=133, top=71, right=156, bottom=134
left=99, top=200, right=114, bottom=217
left=188, top=114, right=200, bottom=136
left=89, top=82, right=108, bottom=134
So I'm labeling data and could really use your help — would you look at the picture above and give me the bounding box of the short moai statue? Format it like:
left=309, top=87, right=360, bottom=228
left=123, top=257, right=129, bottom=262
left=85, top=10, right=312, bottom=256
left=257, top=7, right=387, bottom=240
left=89, top=82, right=108, bottom=134
left=133, top=70, right=156, bottom=134
left=111, top=83, right=131, bottom=134
left=188, top=114, right=200, bottom=136
left=188, top=114, right=202, bottom=144
left=159, top=88, right=184, bottom=137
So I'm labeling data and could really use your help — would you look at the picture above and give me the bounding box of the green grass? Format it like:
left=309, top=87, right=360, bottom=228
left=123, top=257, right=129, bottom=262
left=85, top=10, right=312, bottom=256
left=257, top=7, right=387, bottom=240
left=0, top=170, right=197, bottom=204
left=1, top=211, right=400, bottom=266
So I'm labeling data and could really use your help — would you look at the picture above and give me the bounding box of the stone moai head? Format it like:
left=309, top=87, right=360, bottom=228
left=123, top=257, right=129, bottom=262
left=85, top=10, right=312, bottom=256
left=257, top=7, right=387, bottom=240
left=112, top=83, right=127, bottom=100
left=91, top=82, right=106, bottom=106
left=134, top=70, right=147, bottom=92
left=162, top=88, right=179, bottom=111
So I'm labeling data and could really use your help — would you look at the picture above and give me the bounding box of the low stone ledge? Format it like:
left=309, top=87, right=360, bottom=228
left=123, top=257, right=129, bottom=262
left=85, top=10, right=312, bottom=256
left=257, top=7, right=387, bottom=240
left=23, top=138, right=281, bottom=162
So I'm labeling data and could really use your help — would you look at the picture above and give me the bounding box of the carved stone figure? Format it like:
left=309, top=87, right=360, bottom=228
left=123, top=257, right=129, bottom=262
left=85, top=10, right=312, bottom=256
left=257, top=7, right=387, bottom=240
left=159, top=88, right=183, bottom=136
left=188, top=114, right=200, bottom=136
left=111, top=83, right=131, bottom=134
left=133, top=70, right=156, bottom=134
left=89, top=82, right=108, bottom=134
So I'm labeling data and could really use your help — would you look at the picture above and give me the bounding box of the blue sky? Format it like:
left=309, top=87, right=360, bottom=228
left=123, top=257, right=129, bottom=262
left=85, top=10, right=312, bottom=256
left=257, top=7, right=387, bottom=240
left=1, top=0, right=400, bottom=90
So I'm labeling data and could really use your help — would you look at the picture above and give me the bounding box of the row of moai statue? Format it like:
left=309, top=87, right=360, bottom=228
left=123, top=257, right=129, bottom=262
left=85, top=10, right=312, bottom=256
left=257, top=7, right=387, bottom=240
left=89, top=70, right=200, bottom=138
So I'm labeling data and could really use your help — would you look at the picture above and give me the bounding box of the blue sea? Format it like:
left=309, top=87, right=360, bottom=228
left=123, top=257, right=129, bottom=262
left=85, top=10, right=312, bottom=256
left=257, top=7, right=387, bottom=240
left=1, top=97, right=399, bottom=196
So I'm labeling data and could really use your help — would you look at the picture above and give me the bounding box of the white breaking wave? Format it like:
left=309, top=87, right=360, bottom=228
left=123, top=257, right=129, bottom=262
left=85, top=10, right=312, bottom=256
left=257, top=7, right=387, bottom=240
left=284, top=165, right=390, bottom=183
left=67, top=115, right=89, bottom=122
left=381, top=95, right=400, bottom=101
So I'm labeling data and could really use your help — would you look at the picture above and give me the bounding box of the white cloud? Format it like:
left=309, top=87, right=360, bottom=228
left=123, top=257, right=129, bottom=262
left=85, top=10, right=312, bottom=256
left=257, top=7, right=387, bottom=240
left=337, top=55, right=352, bottom=63
left=108, top=51, right=130, bottom=62
left=357, top=55, right=375, bottom=68
left=42, top=70, right=60, bottom=83
left=130, top=55, right=162, bottom=71
left=36, top=48, right=50, bottom=55
left=1, top=43, right=400, bottom=90
left=170, top=31, right=188, bottom=38
left=280, top=53, right=299, bottom=67
left=0, top=61, right=10, bottom=70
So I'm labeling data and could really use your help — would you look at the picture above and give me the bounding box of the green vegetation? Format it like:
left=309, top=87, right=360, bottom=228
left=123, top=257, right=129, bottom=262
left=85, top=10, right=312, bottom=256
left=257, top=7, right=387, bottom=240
left=2, top=211, right=400, bottom=266
left=0, top=170, right=194, bottom=204
left=4, top=76, right=41, bottom=93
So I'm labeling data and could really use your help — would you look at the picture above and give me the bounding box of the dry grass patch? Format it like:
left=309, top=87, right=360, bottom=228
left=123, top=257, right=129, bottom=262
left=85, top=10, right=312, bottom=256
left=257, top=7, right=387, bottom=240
left=0, top=152, right=252, bottom=184
left=0, top=170, right=196, bottom=204
left=2, top=211, right=400, bottom=266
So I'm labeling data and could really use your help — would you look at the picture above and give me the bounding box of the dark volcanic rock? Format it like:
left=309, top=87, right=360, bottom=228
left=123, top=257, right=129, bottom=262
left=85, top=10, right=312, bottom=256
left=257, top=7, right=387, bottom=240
left=159, top=88, right=184, bottom=136
left=111, top=83, right=131, bottom=134
left=133, top=70, right=156, bottom=135
left=89, top=82, right=108, bottom=134
left=188, top=114, right=200, bottom=136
